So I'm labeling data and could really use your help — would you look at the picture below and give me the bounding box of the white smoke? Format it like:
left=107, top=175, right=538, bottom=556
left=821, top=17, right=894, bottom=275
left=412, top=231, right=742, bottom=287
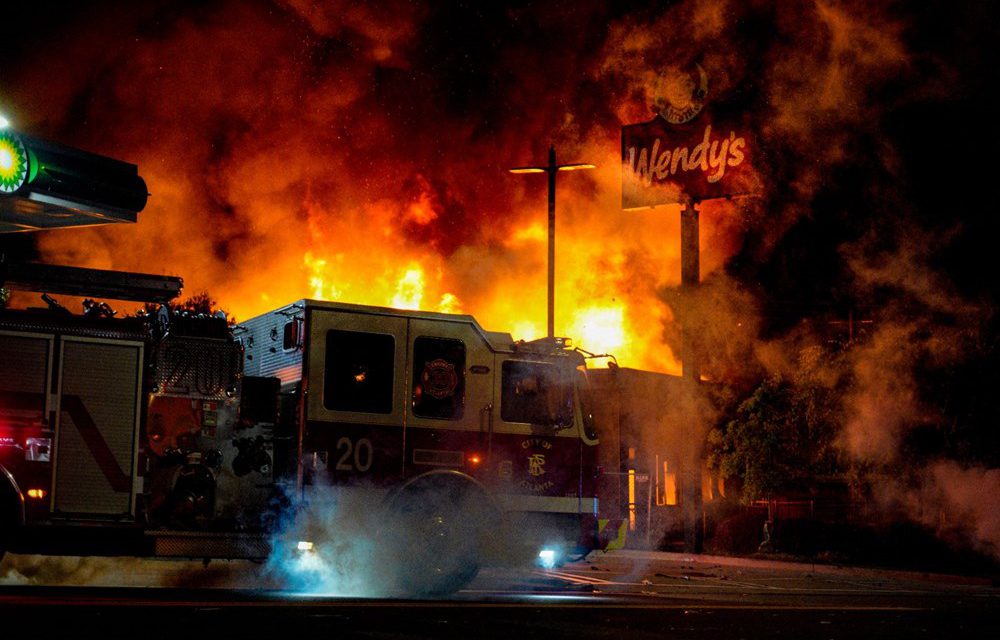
left=262, top=484, right=394, bottom=597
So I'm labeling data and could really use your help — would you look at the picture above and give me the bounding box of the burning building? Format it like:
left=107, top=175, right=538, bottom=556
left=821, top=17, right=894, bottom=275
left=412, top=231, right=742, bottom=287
left=588, top=366, right=727, bottom=551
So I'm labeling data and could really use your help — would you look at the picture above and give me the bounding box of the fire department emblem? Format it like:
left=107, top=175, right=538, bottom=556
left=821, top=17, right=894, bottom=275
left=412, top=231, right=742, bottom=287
left=528, top=453, right=546, bottom=477
left=422, top=358, right=458, bottom=399
left=652, top=63, right=709, bottom=124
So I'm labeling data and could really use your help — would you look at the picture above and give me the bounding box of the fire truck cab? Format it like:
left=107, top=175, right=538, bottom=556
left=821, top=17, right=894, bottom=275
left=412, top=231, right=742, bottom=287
left=240, top=300, right=601, bottom=580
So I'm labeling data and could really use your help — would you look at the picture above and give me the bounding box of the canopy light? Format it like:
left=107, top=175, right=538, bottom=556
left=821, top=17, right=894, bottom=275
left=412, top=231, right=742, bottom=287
left=0, top=129, right=148, bottom=233
left=0, top=130, right=31, bottom=194
left=508, top=167, right=547, bottom=174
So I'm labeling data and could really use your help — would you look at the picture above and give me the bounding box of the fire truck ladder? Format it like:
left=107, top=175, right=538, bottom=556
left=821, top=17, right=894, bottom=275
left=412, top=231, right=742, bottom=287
left=1, top=259, right=182, bottom=303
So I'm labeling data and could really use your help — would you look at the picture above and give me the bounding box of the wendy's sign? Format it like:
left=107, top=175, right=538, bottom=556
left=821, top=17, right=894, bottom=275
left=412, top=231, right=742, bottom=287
left=622, top=65, right=760, bottom=209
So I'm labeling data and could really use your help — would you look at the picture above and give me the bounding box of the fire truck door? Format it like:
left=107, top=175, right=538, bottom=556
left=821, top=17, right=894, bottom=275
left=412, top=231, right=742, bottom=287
left=0, top=331, right=53, bottom=449
left=405, top=319, right=494, bottom=472
left=52, top=337, right=143, bottom=517
left=304, top=309, right=408, bottom=483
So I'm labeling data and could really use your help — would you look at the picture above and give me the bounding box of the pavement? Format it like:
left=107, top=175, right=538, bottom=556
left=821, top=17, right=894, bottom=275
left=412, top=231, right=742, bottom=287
left=608, top=549, right=996, bottom=585
left=2, top=549, right=999, bottom=638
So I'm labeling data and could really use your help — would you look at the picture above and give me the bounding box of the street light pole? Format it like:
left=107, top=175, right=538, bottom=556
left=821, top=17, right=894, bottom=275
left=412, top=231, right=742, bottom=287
left=510, top=146, right=595, bottom=339
left=546, top=147, right=557, bottom=340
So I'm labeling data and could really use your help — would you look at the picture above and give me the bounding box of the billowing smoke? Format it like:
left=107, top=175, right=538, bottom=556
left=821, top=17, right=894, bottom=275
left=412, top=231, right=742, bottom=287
left=262, top=478, right=526, bottom=597
left=869, top=462, right=1000, bottom=560
left=837, top=225, right=1000, bottom=555
left=263, top=484, right=392, bottom=597
left=602, top=0, right=999, bottom=558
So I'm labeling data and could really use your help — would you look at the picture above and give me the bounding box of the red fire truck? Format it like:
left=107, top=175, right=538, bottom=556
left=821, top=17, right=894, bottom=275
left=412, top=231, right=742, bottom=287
left=0, top=276, right=600, bottom=593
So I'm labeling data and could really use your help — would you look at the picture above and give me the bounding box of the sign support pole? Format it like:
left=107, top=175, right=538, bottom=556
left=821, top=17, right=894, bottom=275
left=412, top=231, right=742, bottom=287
left=547, top=146, right=557, bottom=339
left=621, top=76, right=758, bottom=555
left=681, top=199, right=704, bottom=553
left=508, top=148, right=595, bottom=340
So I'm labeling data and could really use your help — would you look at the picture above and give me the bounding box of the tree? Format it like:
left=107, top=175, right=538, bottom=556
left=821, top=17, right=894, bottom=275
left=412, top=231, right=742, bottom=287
left=140, top=292, right=233, bottom=323
left=707, top=347, right=844, bottom=504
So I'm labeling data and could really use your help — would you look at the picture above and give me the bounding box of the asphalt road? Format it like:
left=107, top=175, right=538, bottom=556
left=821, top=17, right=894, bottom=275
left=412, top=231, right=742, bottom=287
left=2, top=550, right=998, bottom=639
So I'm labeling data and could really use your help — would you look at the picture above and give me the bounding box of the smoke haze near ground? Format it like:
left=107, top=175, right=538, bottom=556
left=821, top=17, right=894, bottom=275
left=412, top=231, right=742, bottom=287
left=263, top=485, right=392, bottom=597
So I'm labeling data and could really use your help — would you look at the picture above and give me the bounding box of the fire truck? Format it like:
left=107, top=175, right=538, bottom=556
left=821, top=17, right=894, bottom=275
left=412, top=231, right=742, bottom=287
left=0, top=281, right=600, bottom=593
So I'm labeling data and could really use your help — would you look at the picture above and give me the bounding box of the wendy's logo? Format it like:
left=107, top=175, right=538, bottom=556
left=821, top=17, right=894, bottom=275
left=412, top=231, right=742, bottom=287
left=653, top=63, right=709, bottom=124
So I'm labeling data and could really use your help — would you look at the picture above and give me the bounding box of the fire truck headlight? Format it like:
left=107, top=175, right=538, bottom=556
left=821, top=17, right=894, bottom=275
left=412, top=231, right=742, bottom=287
left=537, top=547, right=559, bottom=569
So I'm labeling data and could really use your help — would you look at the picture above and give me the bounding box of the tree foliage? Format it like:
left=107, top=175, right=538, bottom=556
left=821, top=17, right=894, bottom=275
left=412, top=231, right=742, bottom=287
left=707, top=347, right=844, bottom=503
left=140, top=292, right=232, bottom=323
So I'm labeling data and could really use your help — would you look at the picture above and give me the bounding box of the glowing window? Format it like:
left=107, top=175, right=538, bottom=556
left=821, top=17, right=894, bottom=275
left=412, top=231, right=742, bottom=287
left=324, top=330, right=394, bottom=414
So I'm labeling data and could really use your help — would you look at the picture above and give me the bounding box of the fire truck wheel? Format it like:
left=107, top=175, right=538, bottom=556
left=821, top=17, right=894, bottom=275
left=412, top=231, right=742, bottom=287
left=1, top=466, right=25, bottom=563
left=385, top=473, right=498, bottom=596
left=1, top=491, right=19, bottom=563
left=398, top=500, right=479, bottom=596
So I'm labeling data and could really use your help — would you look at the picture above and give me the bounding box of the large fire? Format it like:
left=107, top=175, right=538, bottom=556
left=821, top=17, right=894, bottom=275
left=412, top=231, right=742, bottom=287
left=2, top=0, right=775, bottom=376
left=273, top=187, right=712, bottom=373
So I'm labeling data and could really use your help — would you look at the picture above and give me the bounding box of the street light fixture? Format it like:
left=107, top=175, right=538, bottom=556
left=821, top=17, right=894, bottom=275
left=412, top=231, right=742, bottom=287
left=509, top=146, right=595, bottom=339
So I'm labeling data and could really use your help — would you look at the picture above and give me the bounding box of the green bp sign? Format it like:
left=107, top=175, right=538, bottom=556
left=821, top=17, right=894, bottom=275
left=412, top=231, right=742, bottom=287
left=0, top=130, right=33, bottom=194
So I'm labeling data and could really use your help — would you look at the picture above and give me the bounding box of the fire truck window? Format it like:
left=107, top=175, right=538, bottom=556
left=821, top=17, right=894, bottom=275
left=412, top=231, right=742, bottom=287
left=501, top=360, right=573, bottom=428
left=324, top=330, right=395, bottom=414
left=282, top=319, right=302, bottom=351
left=412, top=337, right=465, bottom=420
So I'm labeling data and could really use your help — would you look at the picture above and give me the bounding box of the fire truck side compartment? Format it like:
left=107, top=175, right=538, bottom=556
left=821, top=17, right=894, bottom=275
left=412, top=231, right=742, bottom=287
left=53, top=338, right=143, bottom=517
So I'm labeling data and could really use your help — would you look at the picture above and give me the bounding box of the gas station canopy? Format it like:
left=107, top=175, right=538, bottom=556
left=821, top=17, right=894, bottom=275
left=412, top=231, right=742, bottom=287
left=0, top=129, right=148, bottom=233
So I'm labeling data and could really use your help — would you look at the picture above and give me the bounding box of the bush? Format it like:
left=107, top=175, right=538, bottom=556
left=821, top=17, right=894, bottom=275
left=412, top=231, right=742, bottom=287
left=706, top=509, right=767, bottom=555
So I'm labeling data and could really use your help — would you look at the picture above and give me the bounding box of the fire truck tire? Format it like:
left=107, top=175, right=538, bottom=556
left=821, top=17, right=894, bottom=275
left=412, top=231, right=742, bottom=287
left=384, top=471, right=501, bottom=596
left=0, top=465, right=25, bottom=562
